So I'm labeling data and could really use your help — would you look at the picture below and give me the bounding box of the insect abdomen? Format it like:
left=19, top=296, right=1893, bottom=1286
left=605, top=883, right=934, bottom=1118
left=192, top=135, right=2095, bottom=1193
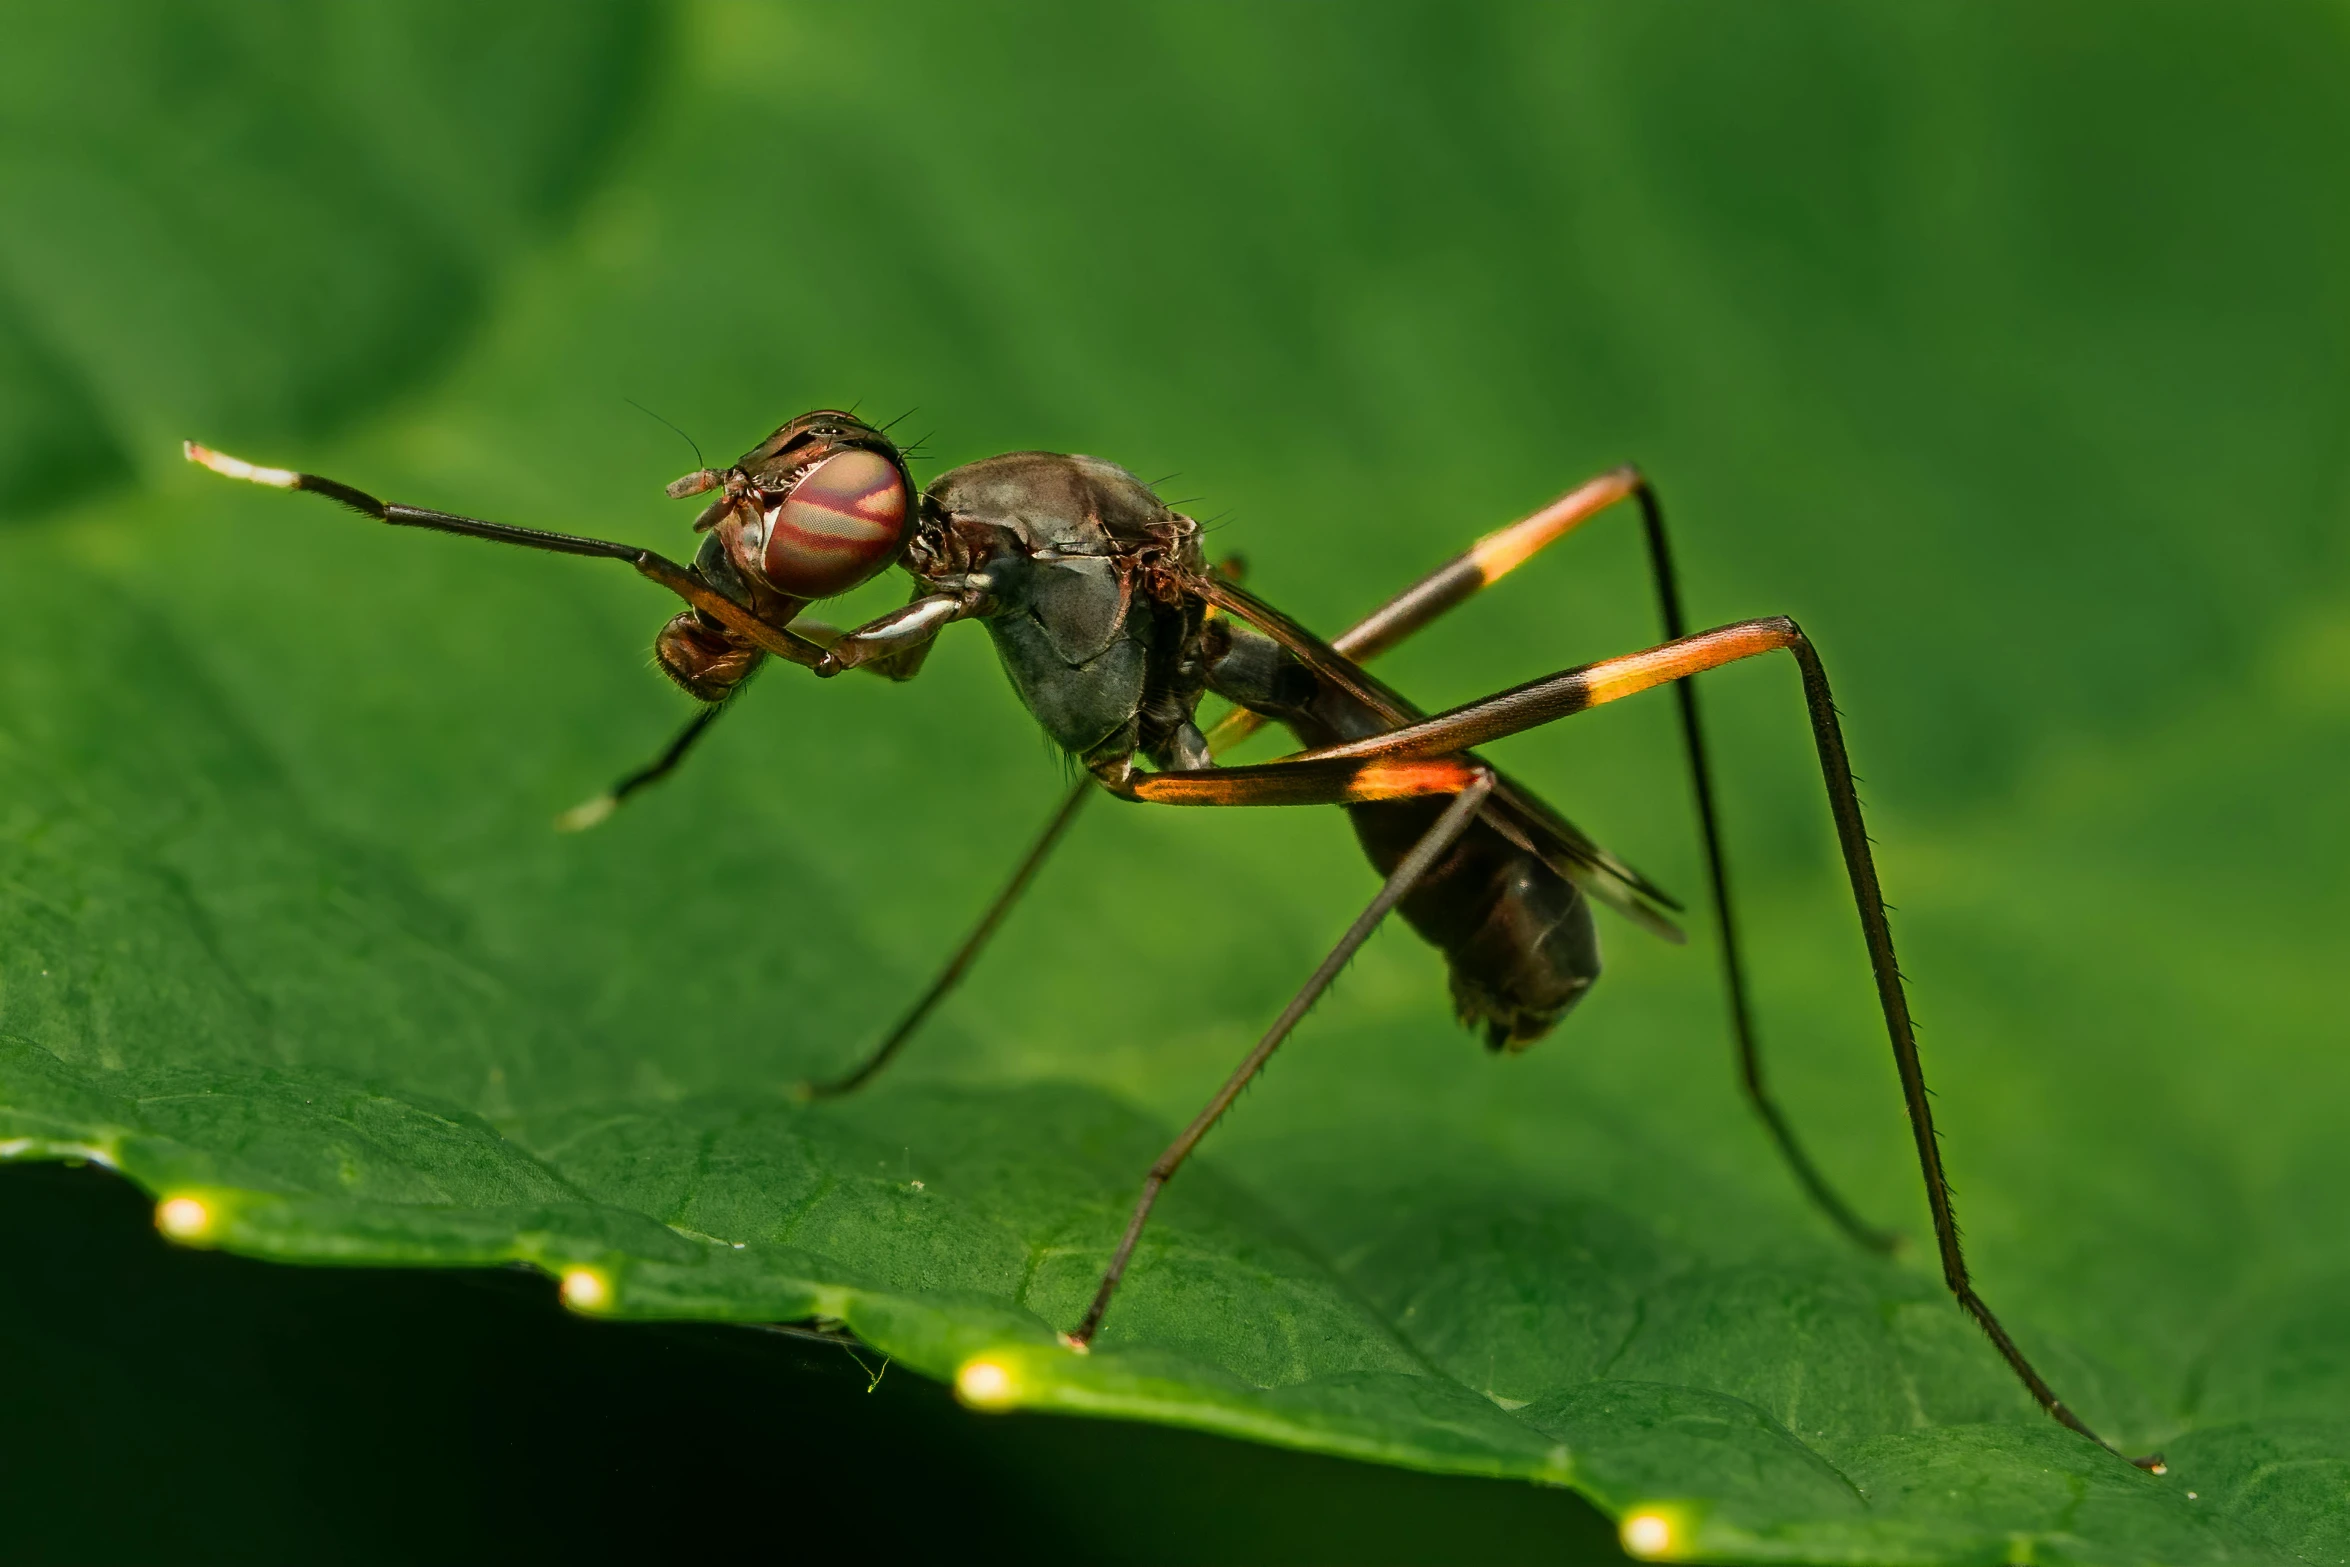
left=1347, top=797, right=1600, bottom=1050
left=1206, top=621, right=1600, bottom=1050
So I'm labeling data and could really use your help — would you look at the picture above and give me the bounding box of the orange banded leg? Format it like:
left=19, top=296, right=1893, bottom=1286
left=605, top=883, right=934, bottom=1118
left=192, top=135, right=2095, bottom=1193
left=1068, top=771, right=1498, bottom=1348
left=1205, top=466, right=1642, bottom=754
left=1248, top=615, right=2145, bottom=1463
left=1107, top=754, right=1488, bottom=808
left=1292, top=619, right=1803, bottom=761
left=1207, top=470, right=1892, bottom=1253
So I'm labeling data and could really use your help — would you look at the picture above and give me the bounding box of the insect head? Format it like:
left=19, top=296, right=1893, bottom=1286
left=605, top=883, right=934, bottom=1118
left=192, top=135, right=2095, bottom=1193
left=667, top=410, right=912, bottom=602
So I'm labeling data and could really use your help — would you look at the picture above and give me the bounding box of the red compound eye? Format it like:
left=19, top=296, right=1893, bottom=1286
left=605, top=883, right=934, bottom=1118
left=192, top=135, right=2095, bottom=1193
left=759, top=448, right=909, bottom=598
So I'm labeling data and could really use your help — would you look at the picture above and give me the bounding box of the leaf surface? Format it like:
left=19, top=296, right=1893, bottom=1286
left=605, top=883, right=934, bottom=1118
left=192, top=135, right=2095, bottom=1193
left=7, top=4, right=2350, bottom=1560
left=0, top=0, right=653, bottom=518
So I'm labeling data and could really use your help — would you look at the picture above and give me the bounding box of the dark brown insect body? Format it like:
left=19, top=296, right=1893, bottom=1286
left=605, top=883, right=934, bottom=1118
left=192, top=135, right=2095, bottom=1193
left=914, top=450, right=1606, bottom=1048
left=184, top=409, right=2164, bottom=1472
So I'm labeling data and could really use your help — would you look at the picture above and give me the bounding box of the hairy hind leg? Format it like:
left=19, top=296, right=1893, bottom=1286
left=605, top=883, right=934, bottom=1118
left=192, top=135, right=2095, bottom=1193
left=1234, top=616, right=2151, bottom=1464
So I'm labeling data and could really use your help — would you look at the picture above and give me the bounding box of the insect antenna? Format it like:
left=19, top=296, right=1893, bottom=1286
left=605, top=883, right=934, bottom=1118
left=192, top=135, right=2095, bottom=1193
left=622, top=398, right=706, bottom=471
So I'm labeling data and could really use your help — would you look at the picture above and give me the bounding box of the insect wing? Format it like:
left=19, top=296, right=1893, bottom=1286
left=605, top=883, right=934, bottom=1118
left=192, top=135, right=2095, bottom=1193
left=1190, top=573, right=1683, bottom=939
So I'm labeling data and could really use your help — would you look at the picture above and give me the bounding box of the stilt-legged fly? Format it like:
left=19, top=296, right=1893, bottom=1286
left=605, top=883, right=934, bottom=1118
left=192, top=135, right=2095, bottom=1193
left=186, top=411, right=2158, bottom=1469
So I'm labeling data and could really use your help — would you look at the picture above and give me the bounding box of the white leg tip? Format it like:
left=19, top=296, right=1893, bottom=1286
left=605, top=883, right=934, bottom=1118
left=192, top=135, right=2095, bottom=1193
left=184, top=441, right=299, bottom=489
left=554, top=795, right=618, bottom=833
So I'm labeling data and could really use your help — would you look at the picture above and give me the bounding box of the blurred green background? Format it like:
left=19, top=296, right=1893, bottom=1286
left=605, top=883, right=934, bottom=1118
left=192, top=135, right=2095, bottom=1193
left=5, top=2, right=2350, bottom=1560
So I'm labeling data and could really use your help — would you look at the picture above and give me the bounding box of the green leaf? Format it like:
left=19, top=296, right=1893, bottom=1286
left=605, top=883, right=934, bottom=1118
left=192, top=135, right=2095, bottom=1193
left=0, top=0, right=655, bottom=519
left=8, top=4, right=2350, bottom=1559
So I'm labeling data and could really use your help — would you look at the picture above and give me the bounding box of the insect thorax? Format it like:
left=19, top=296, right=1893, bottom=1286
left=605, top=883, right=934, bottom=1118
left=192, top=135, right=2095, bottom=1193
left=917, top=452, right=1210, bottom=768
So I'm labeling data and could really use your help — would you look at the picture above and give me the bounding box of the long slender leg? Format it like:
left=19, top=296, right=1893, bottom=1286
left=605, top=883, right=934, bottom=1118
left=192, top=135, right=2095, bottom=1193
left=797, top=778, right=1094, bottom=1099
left=1635, top=488, right=1897, bottom=1253
left=1175, top=617, right=2135, bottom=1459
left=554, top=697, right=738, bottom=832
left=1204, top=466, right=1642, bottom=752
left=184, top=442, right=841, bottom=669
left=1207, top=472, right=1893, bottom=1250
left=1069, top=773, right=1496, bottom=1347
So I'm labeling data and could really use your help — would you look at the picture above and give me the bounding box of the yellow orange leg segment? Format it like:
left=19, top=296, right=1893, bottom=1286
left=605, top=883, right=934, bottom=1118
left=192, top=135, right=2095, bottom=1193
left=1294, top=618, right=1804, bottom=765
left=1114, top=755, right=1486, bottom=808
left=1206, top=466, right=1643, bottom=753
